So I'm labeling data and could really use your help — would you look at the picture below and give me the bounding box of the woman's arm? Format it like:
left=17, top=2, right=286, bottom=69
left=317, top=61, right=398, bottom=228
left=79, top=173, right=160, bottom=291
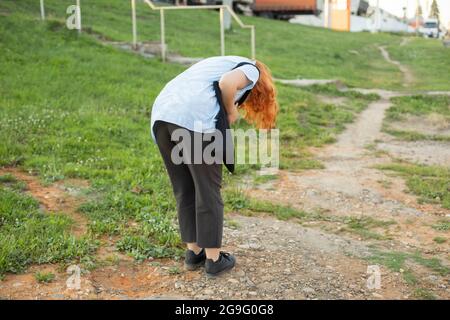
left=219, top=70, right=252, bottom=125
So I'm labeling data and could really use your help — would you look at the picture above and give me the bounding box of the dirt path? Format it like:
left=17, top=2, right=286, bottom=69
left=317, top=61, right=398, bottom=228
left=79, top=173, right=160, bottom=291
left=246, top=90, right=450, bottom=299
left=378, top=46, right=415, bottom=87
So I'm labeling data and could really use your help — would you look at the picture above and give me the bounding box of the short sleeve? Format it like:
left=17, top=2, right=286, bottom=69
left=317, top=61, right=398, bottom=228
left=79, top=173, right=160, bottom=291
left=235, top=64, right=259, bottom=89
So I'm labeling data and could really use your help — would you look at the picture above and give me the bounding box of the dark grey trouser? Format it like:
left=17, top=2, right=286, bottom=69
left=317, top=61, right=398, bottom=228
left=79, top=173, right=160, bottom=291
left=153, top=120, right=224, bottom=248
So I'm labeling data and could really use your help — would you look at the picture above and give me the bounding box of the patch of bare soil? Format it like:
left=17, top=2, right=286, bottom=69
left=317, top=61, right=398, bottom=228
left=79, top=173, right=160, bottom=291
left=379, top=112, right=450, bottom=166
left=0, top=261, right=179, bottom=300
left=389, top=113, right=450, bottom=137
left=0, top=168, right=88, bottom=236
left=377, top=137, right=450, bottom=167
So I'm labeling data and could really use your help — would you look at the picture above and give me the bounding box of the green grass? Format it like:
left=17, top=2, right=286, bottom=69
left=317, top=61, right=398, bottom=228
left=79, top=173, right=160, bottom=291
left=382, top=129, right=450, bottom=142
left=376, top=162, right=450, bottom=209
left=344, top=216, right=395, bottom=240
left=34, top=271, right=56, bottom=283
left=224, top=189, right=308, bottom=220
left=368, top=249, right=449, bottom=293
left=383, top=95, right=450, bottom=142
left=388, top=37, right=450, bottom=91
left=432, top=220, right=450, bottom=232
left=0, top=10, right=186, bottom=263
left=413, top=288, right=437, bottom=300
left=252, top=174, right=278, bottom=185
left=433, top=237, right=447, bottom=244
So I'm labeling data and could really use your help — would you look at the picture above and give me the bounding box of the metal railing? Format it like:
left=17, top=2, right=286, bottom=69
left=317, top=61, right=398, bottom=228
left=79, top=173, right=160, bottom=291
left=39, top=1, right=254, bottom=61
left=131, top=0, right=256, bottom=62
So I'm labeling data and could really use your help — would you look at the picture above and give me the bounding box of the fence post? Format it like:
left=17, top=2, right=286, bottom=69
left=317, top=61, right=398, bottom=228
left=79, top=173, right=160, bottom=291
left=324, top=0, right=329, bottom=28
left=160, top=9, right=166, bottom=62
left=40, top=0, right=45, bottom=20
left=250, top=26, right=255, bottom=59
left=131, top=0, right=137, bottom=50
left=76, top=0, right=82, bottom=34
left=219, top=7, right=225, bottom=56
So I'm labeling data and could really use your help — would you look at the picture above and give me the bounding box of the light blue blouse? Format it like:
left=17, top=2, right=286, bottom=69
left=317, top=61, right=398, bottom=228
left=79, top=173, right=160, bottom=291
left=150, top=56, right=260, bottom=141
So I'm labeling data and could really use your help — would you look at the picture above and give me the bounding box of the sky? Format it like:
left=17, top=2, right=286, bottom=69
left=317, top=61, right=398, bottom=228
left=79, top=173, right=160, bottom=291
left=368, top=0, right=450, bottom=27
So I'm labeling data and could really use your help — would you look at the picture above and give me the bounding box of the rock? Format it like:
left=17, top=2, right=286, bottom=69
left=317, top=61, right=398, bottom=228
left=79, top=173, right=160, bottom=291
left=174, top=281, right=184, bottom=289
left=204, top=289, right=214, bottom=295
left=302, top=287, right=315, bottom=294
left=228, top=278, right=239, bottom=284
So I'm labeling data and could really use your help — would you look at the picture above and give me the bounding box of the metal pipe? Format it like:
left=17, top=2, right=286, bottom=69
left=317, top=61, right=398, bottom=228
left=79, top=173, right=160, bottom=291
left=160, top=9, right=166, bottom=62
left=76, top=0, right=82, bottom=33
left=143, top=0, right=256, bottom=61
left=220, top=7, right=225, bottom=56
left=40, top=0, right=45, bottom=20
left=416, top=0, right=420, bottom=34
left=131, top=0, right=137, bottom=50
left=250, top=26, right=255, bottom=60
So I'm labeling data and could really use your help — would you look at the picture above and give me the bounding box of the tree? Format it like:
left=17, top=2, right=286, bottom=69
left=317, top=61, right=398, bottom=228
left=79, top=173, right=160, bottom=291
left=416, top=4, right=423, bottom=18
left=429, top=0, right=440, bottom=20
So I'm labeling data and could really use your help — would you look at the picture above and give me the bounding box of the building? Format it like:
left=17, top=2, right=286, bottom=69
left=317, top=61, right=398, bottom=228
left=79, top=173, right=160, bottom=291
left=290, top=0, right=412, bottom=33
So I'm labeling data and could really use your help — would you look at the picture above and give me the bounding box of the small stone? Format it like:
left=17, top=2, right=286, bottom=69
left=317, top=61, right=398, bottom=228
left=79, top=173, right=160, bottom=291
left=302, top=287, right=315, bottom=294
left=204, top=289, right=214, bottom=295
left=228, top=278, right=239, bottom=284
left=248, top=291, right=257, bottom=296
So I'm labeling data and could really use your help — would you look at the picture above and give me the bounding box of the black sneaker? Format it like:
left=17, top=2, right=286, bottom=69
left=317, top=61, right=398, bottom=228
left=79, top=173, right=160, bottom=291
left=205, top=252, right=236, bottom=277
left=184, top=249, right=206, bottom=271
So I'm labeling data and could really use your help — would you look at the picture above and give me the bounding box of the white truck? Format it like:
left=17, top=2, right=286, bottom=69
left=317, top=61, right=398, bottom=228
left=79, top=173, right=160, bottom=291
left=420, top=18, right=440, bottom=38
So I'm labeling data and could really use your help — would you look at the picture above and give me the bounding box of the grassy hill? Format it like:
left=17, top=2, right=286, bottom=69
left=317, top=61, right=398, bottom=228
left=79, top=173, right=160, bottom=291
left=0, top=0, right=448, bottom=275
left=4, top=0, right=450, bottom=90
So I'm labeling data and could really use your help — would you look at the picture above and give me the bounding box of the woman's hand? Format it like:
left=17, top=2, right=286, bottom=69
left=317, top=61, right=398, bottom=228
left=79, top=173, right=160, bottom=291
left=227, top=104, right=240, bottom=125
left=219, top=70, right=251, bottom=125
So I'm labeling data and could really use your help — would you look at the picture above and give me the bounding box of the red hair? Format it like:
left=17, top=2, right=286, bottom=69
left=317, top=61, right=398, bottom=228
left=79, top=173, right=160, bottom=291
left=241, top=60, right=279, bottom=129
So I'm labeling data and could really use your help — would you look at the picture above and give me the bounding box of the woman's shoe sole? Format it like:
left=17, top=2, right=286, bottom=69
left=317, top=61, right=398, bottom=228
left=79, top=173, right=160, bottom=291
left=184, top=261, right=205, bottom=271
left=205, top=263, right=235, bottom=278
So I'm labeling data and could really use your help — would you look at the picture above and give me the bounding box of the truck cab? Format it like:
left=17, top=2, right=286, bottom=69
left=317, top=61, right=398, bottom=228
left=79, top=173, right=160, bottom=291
left=420, top=18, right=440, bottom=38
